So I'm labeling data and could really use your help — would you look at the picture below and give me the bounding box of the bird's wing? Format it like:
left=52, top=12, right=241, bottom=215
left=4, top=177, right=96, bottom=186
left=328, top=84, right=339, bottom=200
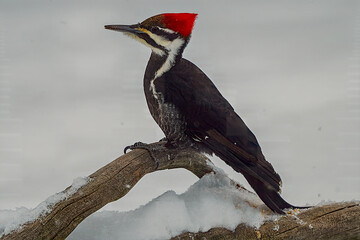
left=162, top=58, right=295, bottom=213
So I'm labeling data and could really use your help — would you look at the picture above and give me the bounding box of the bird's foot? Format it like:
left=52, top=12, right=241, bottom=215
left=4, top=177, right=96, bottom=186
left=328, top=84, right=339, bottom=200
left=124, top=142, right=164, bottom=169
left=158, top=137, right=177, bottom=149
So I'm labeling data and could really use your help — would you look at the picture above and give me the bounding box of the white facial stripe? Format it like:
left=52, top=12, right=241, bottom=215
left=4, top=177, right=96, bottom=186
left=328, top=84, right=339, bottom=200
left=127, top=28, right=184, bottom=75
left=157, top=26, right=176, bottom=34
left=129, top=27, right=182, bottom=57
left=124, top=32, right=165, bottom=56
left=146, top=31, right=173, bottom=49
left=150, top=37, right=185, bottom=100
left=154, top=37, right=184, bottom=78
left=126, top=28, right=185, bottom=100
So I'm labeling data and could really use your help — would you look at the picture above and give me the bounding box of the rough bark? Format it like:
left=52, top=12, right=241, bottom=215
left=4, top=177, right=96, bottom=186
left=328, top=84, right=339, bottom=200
left=1, top=142, right=212, bottom=240
left=1, top=142, right=359, bottom=240
left=172, top=202, right=360, bottom=240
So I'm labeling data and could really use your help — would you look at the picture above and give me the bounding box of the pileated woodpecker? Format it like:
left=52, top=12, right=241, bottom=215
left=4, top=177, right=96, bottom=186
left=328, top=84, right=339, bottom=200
left=105, top=13, right=305, bottom=214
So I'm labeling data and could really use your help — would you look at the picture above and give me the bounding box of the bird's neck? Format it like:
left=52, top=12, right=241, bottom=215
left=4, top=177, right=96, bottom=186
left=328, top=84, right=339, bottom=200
left=146, top=38, right=188, bottom=80
left=142, top=51, right=180, bottom=105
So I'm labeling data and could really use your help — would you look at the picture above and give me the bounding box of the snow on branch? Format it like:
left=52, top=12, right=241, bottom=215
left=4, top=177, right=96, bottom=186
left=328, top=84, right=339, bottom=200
left=0, top=141, right=359, bottom=240
left=173, top=202, right=360, bottom=240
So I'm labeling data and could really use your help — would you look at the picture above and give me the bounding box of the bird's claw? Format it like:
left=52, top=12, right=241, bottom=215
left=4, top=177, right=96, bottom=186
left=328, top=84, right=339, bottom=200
left=123, top=141, right=160, bottom=170
left=124, top=145, right=131, bottom=154
left=124, top=142, right=145, bottom=154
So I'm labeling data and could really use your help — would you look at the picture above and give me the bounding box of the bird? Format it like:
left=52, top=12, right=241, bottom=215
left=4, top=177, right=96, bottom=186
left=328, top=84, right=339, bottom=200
left=105, top=13, right=305, bottom=214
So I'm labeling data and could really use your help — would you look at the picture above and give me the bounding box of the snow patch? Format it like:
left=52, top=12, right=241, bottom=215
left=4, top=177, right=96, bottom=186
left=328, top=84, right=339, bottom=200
left=273, top=224, right=279, bottom=231
left=0, top=176, right=90, bottom=237
left=68, top=172, right=266, bottom=240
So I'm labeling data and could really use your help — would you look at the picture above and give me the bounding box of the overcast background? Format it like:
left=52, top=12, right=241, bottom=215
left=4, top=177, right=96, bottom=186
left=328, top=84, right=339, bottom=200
left=0, top=0, right=359, bottom=213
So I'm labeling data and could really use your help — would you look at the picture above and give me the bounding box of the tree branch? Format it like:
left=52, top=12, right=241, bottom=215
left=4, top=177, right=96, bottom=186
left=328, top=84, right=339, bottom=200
left=1, top=142, right=359, bottom=240
left=1, top=142, right=213, bottom=240
left=172, top=202, right=360, bottom=240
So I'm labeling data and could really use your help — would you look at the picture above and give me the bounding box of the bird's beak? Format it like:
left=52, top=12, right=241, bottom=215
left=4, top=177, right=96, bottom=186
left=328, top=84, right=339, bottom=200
left=104, top=24, right=143, bottom=35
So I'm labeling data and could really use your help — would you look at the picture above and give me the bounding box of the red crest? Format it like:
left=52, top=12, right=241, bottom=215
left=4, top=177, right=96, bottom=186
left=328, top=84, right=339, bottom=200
left=162, top=13, right=198, bottom=37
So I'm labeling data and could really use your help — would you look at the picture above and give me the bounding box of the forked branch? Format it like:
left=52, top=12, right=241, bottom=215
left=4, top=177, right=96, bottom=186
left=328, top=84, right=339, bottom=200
left=1, top=142, right=359, bottom=240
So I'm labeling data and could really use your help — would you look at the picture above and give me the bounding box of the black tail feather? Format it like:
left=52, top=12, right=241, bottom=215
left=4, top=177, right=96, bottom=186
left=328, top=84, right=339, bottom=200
left=204, top=129, right=308, bottom=214
left=245, top=175, right=308, bottom=214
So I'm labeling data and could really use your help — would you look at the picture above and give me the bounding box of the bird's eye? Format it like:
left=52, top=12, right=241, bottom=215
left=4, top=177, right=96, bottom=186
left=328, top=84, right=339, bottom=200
left=149, top=26, right=160, bottom=34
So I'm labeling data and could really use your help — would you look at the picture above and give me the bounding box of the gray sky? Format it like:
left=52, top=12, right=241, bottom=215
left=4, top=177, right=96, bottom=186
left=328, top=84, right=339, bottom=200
left=0, top=0, right=359, bottom=212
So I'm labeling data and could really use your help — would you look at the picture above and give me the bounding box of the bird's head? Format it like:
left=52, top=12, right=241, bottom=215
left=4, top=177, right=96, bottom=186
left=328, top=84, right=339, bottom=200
left=105, top=13, right=198, bottom=57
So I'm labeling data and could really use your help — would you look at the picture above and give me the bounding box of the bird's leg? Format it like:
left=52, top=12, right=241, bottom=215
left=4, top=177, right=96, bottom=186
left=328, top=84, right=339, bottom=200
left=164, top=140, right=177, bottom=149
left=124, top=138, right=189, bottom=169
left=159, top=137, right=177, bottom=149
left=124, top=141, right=168, bottom=169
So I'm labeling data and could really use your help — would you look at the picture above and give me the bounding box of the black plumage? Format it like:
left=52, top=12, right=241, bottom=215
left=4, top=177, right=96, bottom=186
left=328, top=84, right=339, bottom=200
left=105, top=13, right=306, bottom=214
left=145, top=54, right=295, bottom=214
